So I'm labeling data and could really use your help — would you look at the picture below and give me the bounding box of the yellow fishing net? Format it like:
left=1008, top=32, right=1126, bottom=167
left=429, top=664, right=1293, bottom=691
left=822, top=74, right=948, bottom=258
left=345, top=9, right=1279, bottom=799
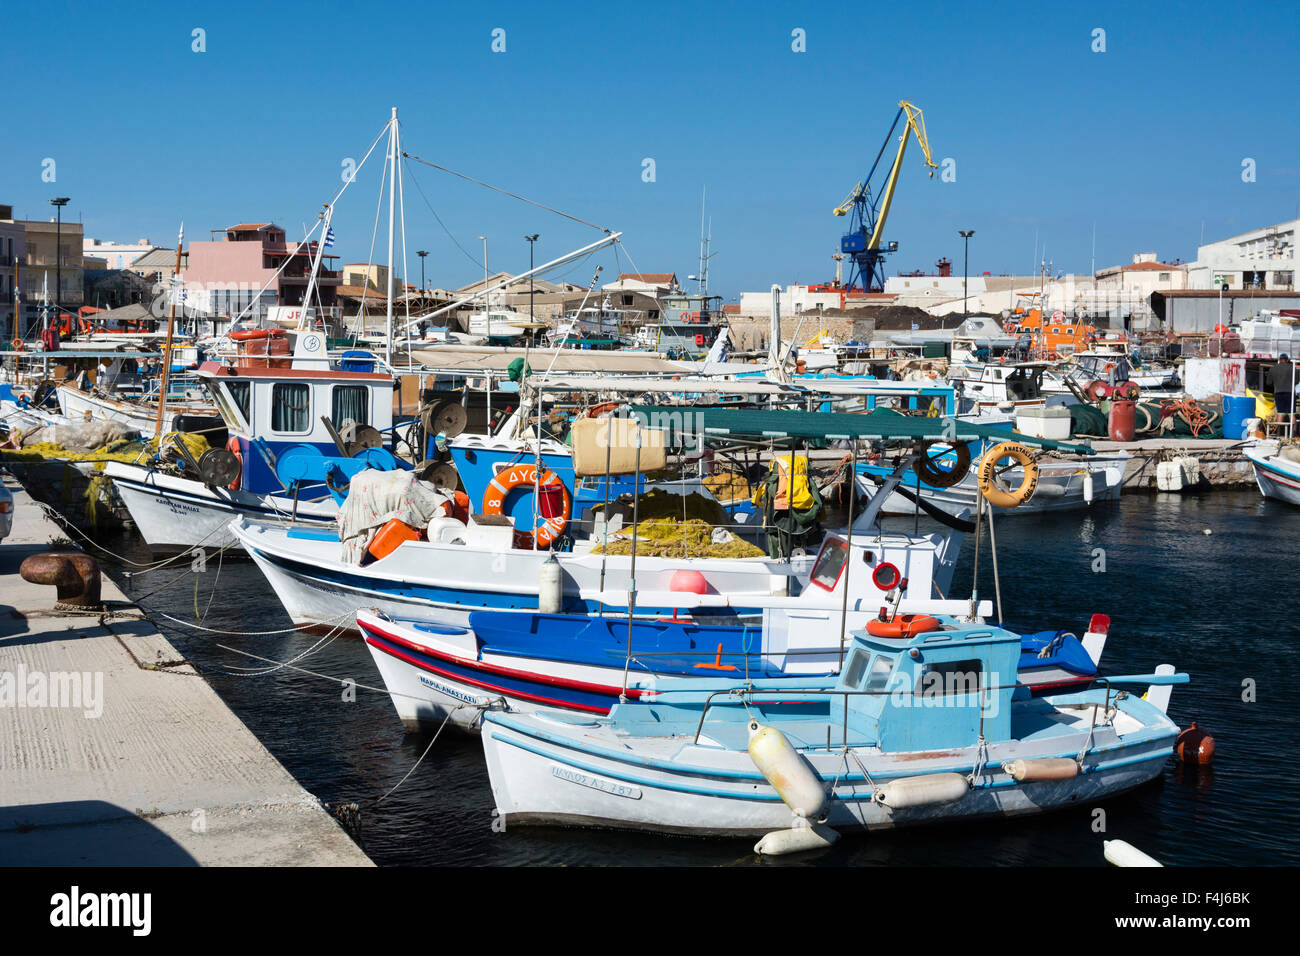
left=591, top=517, right=764, bottom=559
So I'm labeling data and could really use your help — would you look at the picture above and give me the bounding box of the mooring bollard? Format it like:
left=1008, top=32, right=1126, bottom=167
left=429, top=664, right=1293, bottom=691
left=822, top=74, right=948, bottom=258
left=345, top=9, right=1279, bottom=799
left=19, top=551, right=103, bottom=609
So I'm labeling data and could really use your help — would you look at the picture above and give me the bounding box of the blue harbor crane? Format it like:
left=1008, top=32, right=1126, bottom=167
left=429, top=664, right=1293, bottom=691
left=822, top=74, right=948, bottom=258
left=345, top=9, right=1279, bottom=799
left=833, top=100, right=937, bottom=292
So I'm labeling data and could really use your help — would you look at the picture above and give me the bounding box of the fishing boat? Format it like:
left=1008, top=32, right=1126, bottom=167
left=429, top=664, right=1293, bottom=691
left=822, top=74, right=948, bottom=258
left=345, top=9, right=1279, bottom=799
left=856, top=438, right=1129, bottom=517
left=104, top=330, right=404, bottom=552
left=1245, top=439, right=1300, bottom=505
left=480, top=617, right=1185, bottom=838
left=357, top=556, right=1107, bottom=733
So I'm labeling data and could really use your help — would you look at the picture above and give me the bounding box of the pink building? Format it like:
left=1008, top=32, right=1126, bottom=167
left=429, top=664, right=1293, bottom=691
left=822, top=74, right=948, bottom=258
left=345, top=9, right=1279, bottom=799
left=178, top=222, right=341, bottom=320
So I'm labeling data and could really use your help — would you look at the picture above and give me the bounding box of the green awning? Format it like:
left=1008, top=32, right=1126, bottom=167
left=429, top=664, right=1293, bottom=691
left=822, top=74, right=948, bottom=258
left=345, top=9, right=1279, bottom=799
left=628, top=406, right=1095, bottom=455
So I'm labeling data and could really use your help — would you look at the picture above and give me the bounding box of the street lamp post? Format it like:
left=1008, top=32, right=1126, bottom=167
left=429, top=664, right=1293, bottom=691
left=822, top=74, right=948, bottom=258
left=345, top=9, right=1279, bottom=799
left=525, top=234, right=539, bottom=322
left=49, top=197, right=70, bottom=329
left=959, top=229, right=975, bottom=321
left=417, top=250, right=427, bottom=292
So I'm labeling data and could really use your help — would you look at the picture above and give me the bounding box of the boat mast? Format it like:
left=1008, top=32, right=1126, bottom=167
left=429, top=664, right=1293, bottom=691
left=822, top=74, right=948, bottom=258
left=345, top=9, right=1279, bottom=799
left=385, top=107, right=398, bottom=367
left=153, top=222, right=183, bottom=439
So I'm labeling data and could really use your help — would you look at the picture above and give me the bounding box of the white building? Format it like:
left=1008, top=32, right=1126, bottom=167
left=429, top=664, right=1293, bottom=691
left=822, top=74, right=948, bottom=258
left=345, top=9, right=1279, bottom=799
left=1093, top=253, right=1186, bottom=328
left=1186, top=220, right=1297, bottom=291
left=83, top=237, right=158, bottom=270
left=737, top=284, right=847, bottom=316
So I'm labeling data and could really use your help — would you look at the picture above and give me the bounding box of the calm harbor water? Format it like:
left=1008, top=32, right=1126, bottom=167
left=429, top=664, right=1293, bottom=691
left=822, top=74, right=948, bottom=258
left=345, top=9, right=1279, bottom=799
left=112, top=490, right=1298, bottom=866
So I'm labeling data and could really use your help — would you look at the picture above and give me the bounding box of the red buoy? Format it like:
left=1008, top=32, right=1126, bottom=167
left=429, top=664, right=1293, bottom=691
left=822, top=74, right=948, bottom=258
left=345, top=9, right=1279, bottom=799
left=669, top=569, right=709, bottom=594
left=1175, top=721, right=1216, bottom=765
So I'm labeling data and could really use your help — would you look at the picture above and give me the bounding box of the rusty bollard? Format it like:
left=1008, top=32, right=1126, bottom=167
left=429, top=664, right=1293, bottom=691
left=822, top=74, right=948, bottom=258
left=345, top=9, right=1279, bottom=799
left=19, top=552, right=103, bottom=610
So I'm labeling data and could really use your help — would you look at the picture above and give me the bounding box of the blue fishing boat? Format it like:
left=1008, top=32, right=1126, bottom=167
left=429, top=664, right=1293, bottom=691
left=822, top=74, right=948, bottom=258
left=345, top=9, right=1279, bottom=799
left=481, top=617, right=1185, bottom=839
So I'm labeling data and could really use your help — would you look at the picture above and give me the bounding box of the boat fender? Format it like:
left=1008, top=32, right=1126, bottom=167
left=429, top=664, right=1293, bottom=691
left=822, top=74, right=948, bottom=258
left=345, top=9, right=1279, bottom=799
left=538, top=553, right=563, bottom=614
left=976, top=442, right=1038, bottom=508
left=1082, top=470, right=1094, bottom=504
left=747, top=720, right=825, bottom=820
left=1002, top=757, right=1079, bottom=782
left=754, top=822, right=840, bottom=857
left=1103, top=839, right=1163, bottom=868
left=873, top=772, right=968, bottom=810
left=1175, top=721, right=1215, bottom=765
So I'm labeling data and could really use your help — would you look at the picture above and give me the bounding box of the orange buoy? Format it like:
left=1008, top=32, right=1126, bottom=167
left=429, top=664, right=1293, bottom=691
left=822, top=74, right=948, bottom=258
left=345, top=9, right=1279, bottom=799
left=1175, top=721, right=1215, bottom=765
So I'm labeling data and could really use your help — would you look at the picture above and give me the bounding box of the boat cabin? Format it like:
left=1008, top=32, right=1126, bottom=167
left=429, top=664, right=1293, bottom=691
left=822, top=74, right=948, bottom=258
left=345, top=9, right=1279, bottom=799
left=197, top=330, right=394, bottom=494
left=831, top=622, right=1019, bottom=751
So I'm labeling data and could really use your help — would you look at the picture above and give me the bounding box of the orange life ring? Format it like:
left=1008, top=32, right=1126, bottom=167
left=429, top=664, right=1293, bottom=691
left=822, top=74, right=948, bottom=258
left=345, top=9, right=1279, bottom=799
left=482, top=464, right=571, bottom=548
left=225, top=436, right=243, bottom=490
left=866, top=614, right=941, bottom=639
left=10, top=338, right=23, bottom=351
left=586, top=401, right=621, bottom=418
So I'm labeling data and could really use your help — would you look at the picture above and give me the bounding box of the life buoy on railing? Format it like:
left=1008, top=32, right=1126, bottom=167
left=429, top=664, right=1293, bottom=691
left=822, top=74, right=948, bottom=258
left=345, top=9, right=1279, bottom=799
left=229, top=328, right=270, bottom=341
left=977, top=441, right=1038, bottom=509
left=481, top=464, right=571, bottom=548
left=225, top=436, right=244, bottom=490
left=867, top=614, right=940, bottom=639
left=10, top=338, right=23, bottom=351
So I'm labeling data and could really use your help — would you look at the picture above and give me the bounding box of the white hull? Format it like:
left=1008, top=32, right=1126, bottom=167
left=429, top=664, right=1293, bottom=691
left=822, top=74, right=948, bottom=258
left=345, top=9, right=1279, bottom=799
left=105, top=462, right=336, bottom=552
left=232, top=517, right=959, bottom=632
left=1246, top=444, right=1300, bottom=506
left=56, top=385, right=213, bottom=434
left=857, top=455, right=1128, bottom=518
left=482, top=699, right=1177, bottom=836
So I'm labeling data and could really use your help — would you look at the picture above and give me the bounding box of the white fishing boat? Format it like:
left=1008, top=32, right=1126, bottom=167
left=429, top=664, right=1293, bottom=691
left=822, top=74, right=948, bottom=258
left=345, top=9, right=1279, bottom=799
left=481, top=618, right=1186, bottom=838
left=105, top=330, right=402, bottom=552
left=1245, top=439, right=1300, bottom=506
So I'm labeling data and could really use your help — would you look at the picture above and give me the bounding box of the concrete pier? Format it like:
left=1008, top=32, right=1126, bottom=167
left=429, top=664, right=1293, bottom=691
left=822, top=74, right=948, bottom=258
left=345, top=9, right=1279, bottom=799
left=1090, top=437, right=1255, bottom=488
left=0, top=471, right=372, bottom=866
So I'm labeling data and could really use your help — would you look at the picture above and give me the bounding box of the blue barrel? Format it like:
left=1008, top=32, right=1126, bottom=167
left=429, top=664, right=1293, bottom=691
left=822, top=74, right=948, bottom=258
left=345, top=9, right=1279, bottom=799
left=1222, top=394, right=1255, bottom=440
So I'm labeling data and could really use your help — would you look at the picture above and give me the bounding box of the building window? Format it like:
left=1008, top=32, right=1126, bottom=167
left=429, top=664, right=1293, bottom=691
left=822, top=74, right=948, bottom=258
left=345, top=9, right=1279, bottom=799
left=1159, top=273, right=1170, bottom=281
left=271, top=382, right=310, bottom=433
left=332, top=385, right=368, bottom=427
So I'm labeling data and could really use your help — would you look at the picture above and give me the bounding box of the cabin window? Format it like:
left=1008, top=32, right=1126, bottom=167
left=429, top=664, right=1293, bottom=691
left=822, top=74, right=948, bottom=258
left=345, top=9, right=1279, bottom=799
left=915, top=659, right=983, bottom=699
left=271, top=382, right=311, bottom=433
left=864, top=656, right=894, bottom=694
left=332, top=385, right=369, bottom=428
left=810, top=537, right=848, bottom=591
left=844, top=650, right=869, bottom=689
left=226, top=381, right=250, bottom=425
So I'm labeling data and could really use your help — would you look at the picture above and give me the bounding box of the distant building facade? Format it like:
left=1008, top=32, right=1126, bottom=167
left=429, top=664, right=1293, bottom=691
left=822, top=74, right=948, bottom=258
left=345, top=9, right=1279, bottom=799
left=82, top=237, right=157, bottom=270
left=1186, top=220, right=1297, bottom=291
left=177, top=222, right=341, bottom=320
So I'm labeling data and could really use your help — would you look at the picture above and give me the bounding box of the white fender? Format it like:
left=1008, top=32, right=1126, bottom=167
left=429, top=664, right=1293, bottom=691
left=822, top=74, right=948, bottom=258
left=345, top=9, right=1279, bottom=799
left=874, top=772, right=968, bottom=809
left=1104, top=839, right=1163, bottom=867
left=754, top=823, right=839, bottom=856
left=747, top=721, right=825, bottom=819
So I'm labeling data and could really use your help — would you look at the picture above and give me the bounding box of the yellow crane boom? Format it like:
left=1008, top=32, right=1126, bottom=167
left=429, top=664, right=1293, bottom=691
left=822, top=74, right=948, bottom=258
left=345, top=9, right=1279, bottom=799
left=866, top=100, right=937, bottom=251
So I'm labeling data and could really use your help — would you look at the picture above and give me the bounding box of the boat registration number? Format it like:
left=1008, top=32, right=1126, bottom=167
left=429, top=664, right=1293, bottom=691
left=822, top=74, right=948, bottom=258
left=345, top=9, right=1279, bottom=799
left=551, top=765, right=642, bottom=800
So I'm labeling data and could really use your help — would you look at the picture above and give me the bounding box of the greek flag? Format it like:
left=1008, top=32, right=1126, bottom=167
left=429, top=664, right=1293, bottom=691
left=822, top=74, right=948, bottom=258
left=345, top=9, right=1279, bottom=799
left=324, top=227, right=336, bottom=247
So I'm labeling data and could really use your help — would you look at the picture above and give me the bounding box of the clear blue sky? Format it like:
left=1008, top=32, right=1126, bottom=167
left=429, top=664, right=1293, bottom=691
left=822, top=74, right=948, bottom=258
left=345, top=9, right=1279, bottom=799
left=5, top=0, right=1298, bottom=300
